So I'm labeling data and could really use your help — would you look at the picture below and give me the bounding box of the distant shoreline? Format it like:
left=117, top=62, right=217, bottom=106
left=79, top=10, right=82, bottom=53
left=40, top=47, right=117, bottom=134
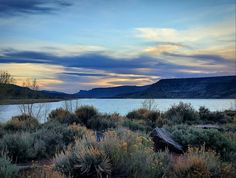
left=0, top=98, right=235, bottom=106
left=0, top=99, right=62, bottom=105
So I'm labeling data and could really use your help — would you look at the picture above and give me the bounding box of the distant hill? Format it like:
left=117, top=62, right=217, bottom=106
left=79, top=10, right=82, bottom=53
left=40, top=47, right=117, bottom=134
left=119, top=76, right=236, bottom=99
left=74, top=85, right=150, bottom=98
left=1, top=76, right=236, bottom=100
left=0, top=83, right=72, bottom=100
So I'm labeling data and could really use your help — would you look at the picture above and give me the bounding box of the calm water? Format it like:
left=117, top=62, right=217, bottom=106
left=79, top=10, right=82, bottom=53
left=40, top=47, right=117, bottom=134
left=0, top=99, right=235, bottom=122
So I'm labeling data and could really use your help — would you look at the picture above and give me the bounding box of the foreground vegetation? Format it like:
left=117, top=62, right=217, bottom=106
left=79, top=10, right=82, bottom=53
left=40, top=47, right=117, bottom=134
left=0, top=102, right=235, bottom=177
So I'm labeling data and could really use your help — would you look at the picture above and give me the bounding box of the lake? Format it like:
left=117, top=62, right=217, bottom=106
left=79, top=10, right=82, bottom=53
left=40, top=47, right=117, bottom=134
left=0, top=99, right=235, bottom=122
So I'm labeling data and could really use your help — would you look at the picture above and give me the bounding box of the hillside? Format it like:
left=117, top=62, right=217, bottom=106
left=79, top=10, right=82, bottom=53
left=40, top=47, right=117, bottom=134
left=0, top=83, right=72, bottom=100
left=74, top=85, right=149, bottom=98
left=1, top=76, right=236, bottom=100
left=120, top=76, right=236, bottom=98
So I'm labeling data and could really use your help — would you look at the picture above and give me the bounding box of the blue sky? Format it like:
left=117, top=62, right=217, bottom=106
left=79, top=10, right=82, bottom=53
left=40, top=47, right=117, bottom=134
left=0, top=0, right=235, bottom=93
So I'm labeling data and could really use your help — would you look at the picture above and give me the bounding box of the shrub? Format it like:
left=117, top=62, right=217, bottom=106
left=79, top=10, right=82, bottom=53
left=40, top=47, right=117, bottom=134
left=102, top=129, right=170, bottom=178
left=74, top=144, right=112, bottom=178
left=146, top=110, right=167, bottom=128
left=168, top=146, right=235, bottom=178
left=55, top=129, right=170, bottom=178
left=55, top=135, right=112, bottom=178
left=0, top=155, right=19, bottom=178
left=126, top=108, right=149, bottom=120
left=168, top=125, right=236, bottom=162
left=0, top=132, right=36, bottom=162
left=199, top=106, right=231, bottom=124
left=48, top=108, right=78, bottom=124
left=0, top=123, right=4, bottom=138
left=106, top=113, right=123, bottom=122
left=87, top=114, right=118, bottom=131
left=0, top=122, right=85, bottom=163
left=199, top=106, right=211, bottom=121
left=53, top=146, right=75, bottom=176
left=4, top=114, right=39, bottom=131
left=122, top=120, right=146, bottom=132
left=75, top=106, right=98, bottom=126
left=224, top=123, right=236, bottom=132
left=170, top=152, right=211, bottom=178
left=33, top=122, right=83, bottom=158
left=165, top=102, right=199, bottom=124
left=68, top=123, right=89, bottom=139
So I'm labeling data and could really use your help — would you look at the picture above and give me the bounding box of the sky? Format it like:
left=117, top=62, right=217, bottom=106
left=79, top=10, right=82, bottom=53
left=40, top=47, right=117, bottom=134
left=0, top=0, right=235, bottom=93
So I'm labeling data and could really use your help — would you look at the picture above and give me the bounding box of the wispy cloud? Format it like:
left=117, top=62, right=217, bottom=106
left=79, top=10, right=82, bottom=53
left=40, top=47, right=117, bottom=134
left=0, top=47, right=234, bottom=93
left=144, top=44, right=183, bottom=56
left=135, top=18, right=235, bottom=44
left=163, top=52, right=231, bottom=64
left=0, top=0, right=72, bottom=17
left=0, top=50, right=157, bottom=70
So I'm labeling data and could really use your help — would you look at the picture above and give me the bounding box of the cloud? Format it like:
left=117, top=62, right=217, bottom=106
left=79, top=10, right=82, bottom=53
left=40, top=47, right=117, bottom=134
left=62, top=72, right=108, bottom=77
left=144, top=44, right=182, bottom=56
left=135, top=19, right=235, bottom=44
left=1, top=49, right=234, bottom=76
left=0, top=63, right=64, bottom=87
left=0, top=0, right=72, bottom=17
left=0, top=48, right=235, bottom=92
left=193, top=47, right=236, bottom=61
left=0, top=50, right=158, bottom=71
left=136, top=28, right=180, bottom=42
left=163, top=52, right=230, bottom=64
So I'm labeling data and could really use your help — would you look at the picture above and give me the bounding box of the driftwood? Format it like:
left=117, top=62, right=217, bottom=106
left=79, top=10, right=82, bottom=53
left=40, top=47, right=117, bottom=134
left=150, top=128, right=183, bottom=154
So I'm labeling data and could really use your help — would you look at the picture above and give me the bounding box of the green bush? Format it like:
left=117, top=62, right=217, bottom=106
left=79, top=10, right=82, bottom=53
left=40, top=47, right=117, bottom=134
left=0, top=155, right=19, bottom=178
left=75, top=106, right=98, bottom=126
left=48, top=108, right=70, bottom=122
left=0, top=123, right=4, bottom=138
left=165, top=102, right=199, bottom=124
left=55, top=137, right=112, bottom=178
left=68, top=124, right=90, bottom=139
left=224, top=123, right=236, bottom=132
left=126, top=108, right=149, bottom=120
left=199, top=106, right=232, bottom=124
left=0, top=132, right=37, bottom=162
left=54, top=129, right=170, bottom=178
left=33, top=122, right=81, bottom=158
left=168, top=125, right=236, bottom=162
left=0, top=122, right=83, bottom=163
left=4, top=114, right=39, bottom=131
left=102, top=130, right=170, bottom=178
left=87, top=114, right=119, bottom=131
left=146, top=110, right=167, bottom=128
left=48, top=108, right=78, bottom=124
left=122, top=120, right=146, bottom=132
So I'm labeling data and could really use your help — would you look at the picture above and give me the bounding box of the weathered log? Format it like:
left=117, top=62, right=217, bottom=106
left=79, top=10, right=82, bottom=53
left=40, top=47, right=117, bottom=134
left=150, top=128, right=183, bottom=154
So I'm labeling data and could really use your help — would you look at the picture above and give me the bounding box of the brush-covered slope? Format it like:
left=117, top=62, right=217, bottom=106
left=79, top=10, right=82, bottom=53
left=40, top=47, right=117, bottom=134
left=75, top=85, right=150, bottom=98
left=123, top=76, right=236, bottom=98
left=0, top=83, right=72, bottom=100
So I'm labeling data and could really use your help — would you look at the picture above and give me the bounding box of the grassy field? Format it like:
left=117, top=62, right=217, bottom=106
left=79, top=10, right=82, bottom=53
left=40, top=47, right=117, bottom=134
left=0, top=102, right=235, bottom=178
